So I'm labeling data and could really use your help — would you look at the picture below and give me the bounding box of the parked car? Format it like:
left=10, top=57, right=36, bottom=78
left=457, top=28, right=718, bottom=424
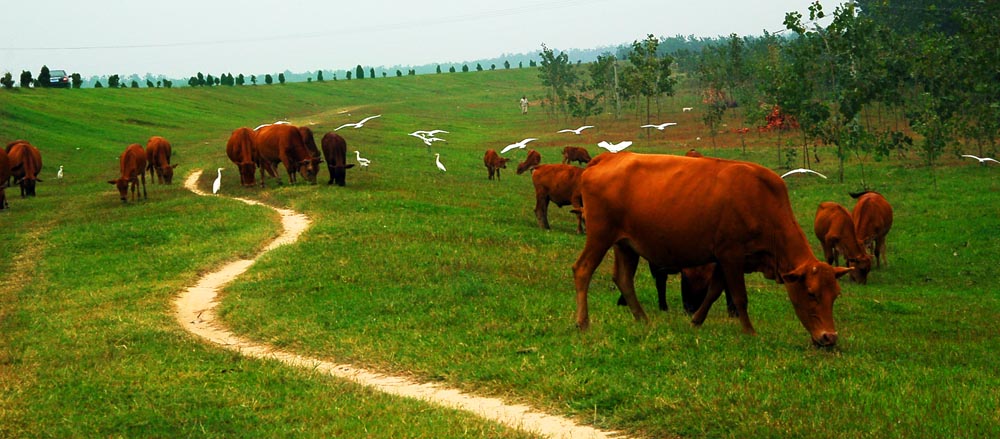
left=48, top=69, right=70, bottom=88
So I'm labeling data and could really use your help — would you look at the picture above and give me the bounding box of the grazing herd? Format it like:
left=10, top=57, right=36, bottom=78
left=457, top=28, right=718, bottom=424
left=499, top=141, right=896, bottom=347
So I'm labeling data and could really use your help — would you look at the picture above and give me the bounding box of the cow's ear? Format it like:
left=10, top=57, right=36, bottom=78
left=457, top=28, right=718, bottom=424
left=315, top=159, right=323, bottom=165
left=833, top=267, right=853, bottom=279
left=35, top=178, right=43, bottom=183
left=171, top=164, right=180, bottom=169
left=345, top=164, right=355, bottom=169
left=781, top=265, right=808, bottom=284
left=107, top=180, right=117, bottom=185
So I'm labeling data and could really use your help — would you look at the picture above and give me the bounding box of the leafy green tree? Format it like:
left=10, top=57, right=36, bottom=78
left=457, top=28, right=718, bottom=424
left=370, top=67, right=375, bottom=78
left=250, top=75, right=256, bottom=85
left=1, top=72, right=14, bottom=89
left=396, top=70, right=402, bottom=77
left=188, top=76, right=198, bottom=87
left=317, top=70, right=324, bottom=82
left=356, top=65, right=365, bottom=79
left=278, top=73, right=285, bottom=84
left=146, top=80, right=154, bottom=88
left=490, top=64, right=496, bottom=70
left=538, top=43, right=578, bottom=119
left=71, top=73, right=83, bottom=88
left=237, top=74, right=245, bottom=86
left=627, top=34, right=676, bottom=128
left=476, top=63, right=483, bottom=71
left=449, top=66, right=456, bottom=73
left=205, top=74, right=215, bottom=86
left=346, top=71, right=352, bottom=80
left=130, top=80, right=139, bottom=88
left=589, top=53, right=622, bottom=118
left=436, top=65, right=442, bottom=74
left=462, top=64, right=469, bottom=73
left=108, top=74, right=121, bottom=88
left=163, top=79, right=172, bottom=88
left=504, top=60, right=510, bottom=69
left=38, top=66, right=51, bottom=87
left=19, top=70, right=33, bottom=88
left=94, top=81, right=103, bottom=88
left=265, top=74, right=273, bottom=85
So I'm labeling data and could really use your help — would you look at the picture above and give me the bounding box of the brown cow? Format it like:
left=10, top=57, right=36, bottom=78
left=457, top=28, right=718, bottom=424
left=297, top=126, right=323, bottom=181
left=320, top=132, right=355, bottom=186
left=516, top=149, right=541, bottom=175
left=484, top=149, right=511, bottom=180
left=107, top=143, right=147, bottom=202
left=253, top=123, right=321, bottom=186
left=562, top=146, right=592, bottom=165
left=6, top=140, right=43, bottom=197
left=851, top=191, right=894, bottom=268
left=531, top=164, right=584, bottom=234
left=226, top=127, right=259, bottom=187
left=573, top=152, right=850, bottom=346
left=0, top=147, right=10, bottom=209
left=814, top=202, right=873, bottom=284
left=145, top=136, right=178, bottom=184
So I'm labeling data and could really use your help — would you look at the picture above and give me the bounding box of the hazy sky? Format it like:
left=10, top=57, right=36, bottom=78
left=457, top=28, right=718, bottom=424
left=1, top=0, right=835, bottom=79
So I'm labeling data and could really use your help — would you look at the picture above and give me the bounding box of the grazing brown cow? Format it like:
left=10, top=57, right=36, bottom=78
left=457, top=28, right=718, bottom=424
left=6, top=140, right=43, bottom=197
left=814, top=202, right=872, bottom=284
left=226, top=127, right=259, bottom=187
left=0, top=147, right=10, bottom=209
left=297, top=126, right=324, bottom=181
left=253, top=123, right=321, bottom=186
left=851, top=191, right=894, bottom=268
left=516, top=149, right=541, bottom=175
left=107, top=143, right=147, bottom=202
left=573, top=152, right=850, bottom=346
left=320, top=132, right=355, bottom=186
left=483, top=149, right=511, bottom=180
left=562, top=146, right=592, bottom=165
left=145, top=136, right=177, bottom=184
left=531, top=164, right=584, bottom=234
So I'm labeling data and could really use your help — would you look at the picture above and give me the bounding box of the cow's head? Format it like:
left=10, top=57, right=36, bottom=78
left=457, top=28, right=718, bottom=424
left=298, top=158, right=322, bottom=184
left=238, top=161, right=257, bottom=187
left=108, top=178, right=129, bottom=202
left=17, top=176, right=41, bottom=197
left=160, top=164, right=179, bottom=185
left=846, top=250, right=872, bottom=284
left=516, top=158, right=537, bottom=174
left=781, top=262, right=851, bottom=347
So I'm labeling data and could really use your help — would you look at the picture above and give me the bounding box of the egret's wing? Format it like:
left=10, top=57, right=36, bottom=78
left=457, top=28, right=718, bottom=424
left=558, top=129, right=574, bottom=133
left=984, top=158, right=999, bottom=164
left=500, top=144, right=519, bottom=154
left=961, top=155, right=979, bottom=159
left=335, top=123, right=354, bottom=131
left=359, top=115, right=382, bottom=124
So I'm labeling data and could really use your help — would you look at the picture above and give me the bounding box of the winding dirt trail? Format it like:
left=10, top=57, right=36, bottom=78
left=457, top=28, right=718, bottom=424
left=175, top=170, right=624, bottom=439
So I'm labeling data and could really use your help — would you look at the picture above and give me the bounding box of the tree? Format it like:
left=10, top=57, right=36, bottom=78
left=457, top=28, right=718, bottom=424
left=356, top=65, right=365, bottom=79
left=627, top=34, right=676, bottom=128
left=538, top=43, right=579, bottom=119
left=1, top=72, right=14, bottom=89
left=71, top=73, right=83, bottom=89
left=38, top=66, right=51, bottom=87
left=370, top=67, right=375, bottom=78
left=237, top=74, right=245, bottom=86
left=589, top=53, right=622, bottom=118
left=436, top=65, right=442, bottom=74
left=278, top=73, right=285, bottom=84
left=346, top=71, right=352, bottom=80
left=476, top=63, right=483, bottom=71
left=19, top=70, right=33, bottom=88
left=504, top=60, right=510, bottom=69
left=94, top=81, right=103, bottom=88
left=317, top=70, right=324, bottom=82
left=449, top=66, right=456, bottom=73
left=108, top=74, right=121, bottom=88
left=146, top=80, right=154, bottom=88
left=131, top=80, right=139, bottom=88
left=462, top=64, right=469, bottom=73
left=265, top=74, right=273, bottom=85
left=250, top=75, right=257, bottom=85
left=490, top=64, right=496, bottom=71
left=396, top=70, right=402, bottom=77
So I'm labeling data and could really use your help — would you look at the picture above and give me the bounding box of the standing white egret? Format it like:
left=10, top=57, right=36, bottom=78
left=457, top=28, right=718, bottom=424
left=640, top=122, right=677, bottom=130
left=435, top=153, right=447, bottom=172
left=500, top=138, right=537, bottom=154
left=354, top=150, right=371, bottom=169
left=780, top=168, right=827, bottom=179
left=213, top=168, right=224, bottom=194
left=961, top=154, right=999, bottom=165
left=557, top=125, right=594, bottom=135
left=597, top=140, right=633, bottom=153
left=335, top=114, right=382, bottom=131
left=57, top=165, right=64, bottom=179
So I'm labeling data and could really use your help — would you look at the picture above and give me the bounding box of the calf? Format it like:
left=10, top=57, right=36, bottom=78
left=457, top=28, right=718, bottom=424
left=483, top=149, right=511, bottom=180
left=814, top=202, right=872, bottom=283
left=320, top=132, right=355, bottom=186
left=851, top=191, right=894, bottom=267
left=108, top=143, right=147, bottom=202
left=516, top=149, right=541, bottom=175
left=562, top=146, right=592, bottom=165
left=5, top=140, right=43, bottom=197
left=530, top=164, right=584, bottom=234
left=145, top=136, right=177, bottom=184
left=226, top=127, right=258, bottom=187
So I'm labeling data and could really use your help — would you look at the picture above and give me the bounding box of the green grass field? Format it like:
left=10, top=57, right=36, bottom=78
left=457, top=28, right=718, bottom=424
left=2, top=68, right=998, bottom=438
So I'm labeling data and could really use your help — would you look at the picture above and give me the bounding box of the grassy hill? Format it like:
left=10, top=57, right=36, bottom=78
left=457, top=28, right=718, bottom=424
left=2, top=68, right=999, bottom=438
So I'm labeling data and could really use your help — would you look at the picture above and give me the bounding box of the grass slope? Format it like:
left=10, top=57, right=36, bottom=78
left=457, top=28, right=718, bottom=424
left=2, top=68, right=999, bottom=438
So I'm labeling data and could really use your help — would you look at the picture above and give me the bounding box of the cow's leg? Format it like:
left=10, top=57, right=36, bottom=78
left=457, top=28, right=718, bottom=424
left=572, top=231, right=614, bottom=330
left=720, top=263, right=755, bottom=335
left=534, top=195, right=551, bottom=229
left=875, top=235, right=887, bottom=267
left=611, top=245, right=647, bottom=323
left=140, top=173, right=147, bottom=200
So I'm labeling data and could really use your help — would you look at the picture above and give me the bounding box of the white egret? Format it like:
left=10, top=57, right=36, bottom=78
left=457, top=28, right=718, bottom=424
left=780, top=168, right=827, bottom=179
left=335, top=114, right=382, bottom=131
left=435, top=153, right=447, bottom=172
left=57, top=165, right=64, bottom=179
left=253, top=121, right=290, bottom=131
left=354, top=150, right=371, bottom=169
left=213, top=168, right=224, bottom=194
left=409, top=132, right=446, bottom=147
left=682, top=107, right=693, bottom=112
left=500, top=138, right=537, bottom=154
left=597, top=140, right=633, bottom=153
left=961, top=154, right=999, bottom=165
left=641, top=122, right=678, bottom=130
left=557, top=125, right=594, bottom=135
left=412, top=129, right=449, bottom=137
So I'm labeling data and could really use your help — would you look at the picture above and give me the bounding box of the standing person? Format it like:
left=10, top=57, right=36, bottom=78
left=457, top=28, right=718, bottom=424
left=520, top=95, right=529, bottom=114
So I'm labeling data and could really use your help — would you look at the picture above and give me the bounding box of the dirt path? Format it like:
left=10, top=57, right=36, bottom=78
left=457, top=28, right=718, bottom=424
left=175, top=170, right=625, bottom=439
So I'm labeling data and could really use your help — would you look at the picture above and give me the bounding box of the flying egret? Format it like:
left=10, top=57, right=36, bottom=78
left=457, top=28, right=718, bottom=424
left=213, top=168, right=224, bottom=194
left=354, top=150, right=371, bottom=169
left=641, top=122, right=678, bottom=130
left=780, top=168, right=827, bottom=179
left=435, top=153, right=447, bottom=172
left=557, top=125, right=594, bottom=135
left=961, top=154, right=999, bottom=165
left=335, top=114, right=382, bottom=131
left=412, top=129, right=449, bottom=137
left=57, top=165, right=64, bottom=179
left=409, top=132, right=446, bottom=147
left=500, top=138, right=537, bottom=154
left=597, top=140, right=633, bottom=153
left=253, top=121, right=290, bottom=131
